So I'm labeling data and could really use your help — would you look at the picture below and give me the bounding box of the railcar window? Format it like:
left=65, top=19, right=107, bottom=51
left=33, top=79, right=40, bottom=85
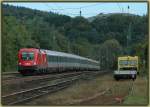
left=21, top=52, right=34, bottom=60
left=119, top=60, right=128, bottom=65
left=128, top=60, right=137, bottom=66
left=119, top=60, right=137, bottom=66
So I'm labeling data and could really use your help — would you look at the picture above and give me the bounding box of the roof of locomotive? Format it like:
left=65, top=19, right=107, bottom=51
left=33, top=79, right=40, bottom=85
left=19, top=48, right=39, bottom=52
left=42, top=49, right=99, bottom=63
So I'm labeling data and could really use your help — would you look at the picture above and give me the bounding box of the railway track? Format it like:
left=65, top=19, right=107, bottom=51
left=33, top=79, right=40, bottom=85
left=2, top=75, right=81, bottom=105
left=2, top=71, right=107, bottom=105
left=2, top=71, right=83, bottom=96
left=2, top=71, right=82, bottom=85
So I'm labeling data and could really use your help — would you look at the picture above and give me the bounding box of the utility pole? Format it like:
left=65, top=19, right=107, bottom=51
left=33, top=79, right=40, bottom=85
left=128, top=5, right=130, bottom=14
left=127, top=23, right=132, bottom=54
left=80, top=8, right=82, bottom=16
left=53, top=33, right=56, bottom=50
left=122, top=7, right=124, bottom=13
left=126, top=5, right=132, bottom=55
left=67, top=40, right=71, bottom=53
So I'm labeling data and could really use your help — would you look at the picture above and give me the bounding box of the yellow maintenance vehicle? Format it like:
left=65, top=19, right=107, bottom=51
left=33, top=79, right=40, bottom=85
left=114, top=56, right=138, bottom=81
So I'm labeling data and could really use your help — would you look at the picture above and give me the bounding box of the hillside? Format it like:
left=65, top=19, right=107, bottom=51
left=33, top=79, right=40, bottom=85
left=2, top=4, right=148, bottom=72
left=87, top=13, right=137, bottom=22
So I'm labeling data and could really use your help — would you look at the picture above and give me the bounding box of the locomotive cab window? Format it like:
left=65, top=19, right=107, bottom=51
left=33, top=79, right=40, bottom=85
left=21, top=52, right=34, bottom=60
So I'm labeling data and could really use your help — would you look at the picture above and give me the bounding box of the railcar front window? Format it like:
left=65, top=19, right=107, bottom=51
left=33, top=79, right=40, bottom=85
left=22, top=52, right=34, bottom=60
left=119, top=60, right=128, bottom=65
left=128, top=60, right=137, bottom=66
left=119, top=60, right=137, bottom=66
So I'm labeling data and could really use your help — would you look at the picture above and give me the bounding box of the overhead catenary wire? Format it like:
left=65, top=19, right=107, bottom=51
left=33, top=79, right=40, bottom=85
left=44, top=3, right=101, bottom=17
left=44, top=3, right=100, bottom=10
left=116, top=3, right=125, bottom=13
left=43, top=3, right=137, bottom=18
left=44, top=3, right=79, bottom=16
left=116, top=3, right=122, bottom=13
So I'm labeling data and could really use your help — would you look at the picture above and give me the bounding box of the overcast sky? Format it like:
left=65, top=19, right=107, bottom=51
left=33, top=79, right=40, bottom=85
left=4, top=2, right=148, bottom=18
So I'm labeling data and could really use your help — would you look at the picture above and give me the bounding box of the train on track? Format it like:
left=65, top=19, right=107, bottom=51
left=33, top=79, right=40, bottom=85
left=18, top=48, right=100, bottom=75
left=113, top=56, right=138, bottom=80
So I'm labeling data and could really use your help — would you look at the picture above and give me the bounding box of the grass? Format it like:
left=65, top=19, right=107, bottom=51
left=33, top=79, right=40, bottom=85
left=123, top=76, right=148, bottom=105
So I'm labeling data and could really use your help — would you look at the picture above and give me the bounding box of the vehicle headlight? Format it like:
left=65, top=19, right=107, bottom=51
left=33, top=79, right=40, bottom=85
left=19, top=62, right=21, bottom=65
left=33, top=62, right=36, bottom=65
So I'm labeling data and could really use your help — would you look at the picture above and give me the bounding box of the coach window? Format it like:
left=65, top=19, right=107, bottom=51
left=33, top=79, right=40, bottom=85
left=67, top=58, right=69, bottom=63
left=72, top=58, right=74, bottom=63
left=58, top=56, right=61, bottom=62
left=48, top=56, right=50, bottom=62
left=60, top=56, right=63, bottom=62
left=57, top=56, right=60, bottom=62
left=61, top=56, right=63, bottom=62
left=82, top=60, right=84, bottom=64
left=62, top=57, right=65, bottom=62
left=50, top=56, right=52, bottom=62
left=48, top=56, right=51, bottom=62
left=51, top=56, right=54, bottom=62
left=61, top=57, right=63, bottom=62
left=54, top=56, right=57, bottom=62
left=74, top=58, right=77, bottom=63
left=68, top=58, right=70, bottom=63
left=63, top=57, right=66, bottom=62
left=70, top=58, right=72, bottom=63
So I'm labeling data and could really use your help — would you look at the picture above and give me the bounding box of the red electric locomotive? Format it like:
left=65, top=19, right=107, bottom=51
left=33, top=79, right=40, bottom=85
left=18, top=48, right=48, bottom=75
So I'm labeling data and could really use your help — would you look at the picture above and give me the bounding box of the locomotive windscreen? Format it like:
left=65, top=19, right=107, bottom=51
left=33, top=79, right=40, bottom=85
left=21, top=52, right=34, bottom=60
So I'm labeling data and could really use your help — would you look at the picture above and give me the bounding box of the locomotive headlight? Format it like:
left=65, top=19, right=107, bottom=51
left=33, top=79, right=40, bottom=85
left=33, top=62, right=36, bottom=65
left=19, top=62, right=21, bottom=65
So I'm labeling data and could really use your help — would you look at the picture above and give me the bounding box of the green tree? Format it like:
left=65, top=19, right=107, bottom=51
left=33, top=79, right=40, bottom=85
left=98, top=39, right=123, bottom=70
left=2, top=16, right=36, bottom=72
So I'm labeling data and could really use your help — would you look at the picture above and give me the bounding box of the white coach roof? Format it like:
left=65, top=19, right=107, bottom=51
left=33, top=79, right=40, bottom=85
left=41, top=49, right=98, bottom=63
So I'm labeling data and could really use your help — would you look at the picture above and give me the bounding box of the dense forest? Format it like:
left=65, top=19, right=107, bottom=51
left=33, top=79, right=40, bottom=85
left=2, top=4, right=148, bottom=73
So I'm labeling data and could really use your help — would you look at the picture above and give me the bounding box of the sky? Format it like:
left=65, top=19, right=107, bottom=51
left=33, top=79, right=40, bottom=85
left=4, top=2, right=148, bottom=18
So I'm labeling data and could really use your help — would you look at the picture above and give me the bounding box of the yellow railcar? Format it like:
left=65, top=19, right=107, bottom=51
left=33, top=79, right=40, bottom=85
left=114, top=56, right=138, bottom=80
